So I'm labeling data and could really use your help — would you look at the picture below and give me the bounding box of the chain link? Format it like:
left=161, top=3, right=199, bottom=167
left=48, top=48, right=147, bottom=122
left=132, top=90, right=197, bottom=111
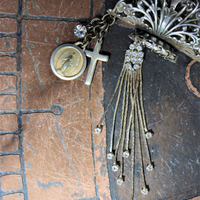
left=76, top=13, right=116, bottom=50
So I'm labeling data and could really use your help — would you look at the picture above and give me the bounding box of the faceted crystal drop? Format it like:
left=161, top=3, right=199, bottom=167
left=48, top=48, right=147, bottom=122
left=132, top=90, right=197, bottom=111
left=74, top=24, right=87, bottom=38
left=107, top=152, right=115, bottom=160
left=112, top=163, right=119, bottom=172
left=117, top=177, right=124, bottom=185
left=141, top=188, right=149, bottom=195
left=146, top=164, right=154, bottom=171
left=94, top=126, right=101, bottom=134
left=123, top=151, right=129, bottom=158
left=145, top=131, right=153, bottom=139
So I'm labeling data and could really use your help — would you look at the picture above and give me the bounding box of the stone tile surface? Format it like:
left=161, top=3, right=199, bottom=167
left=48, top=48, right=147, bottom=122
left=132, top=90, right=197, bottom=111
left=3, top=193, right=24, bottom=200
left=0, top=115, right=18, bottom=131
left=23, top=0, right=91, bottom=18
left=0, top=18, right=17, bottom=32
left=0, top=0, right=18, bottom=14
left=0, top=57, right=16, bottom=71
left=0, top=38, right=17, bottom=52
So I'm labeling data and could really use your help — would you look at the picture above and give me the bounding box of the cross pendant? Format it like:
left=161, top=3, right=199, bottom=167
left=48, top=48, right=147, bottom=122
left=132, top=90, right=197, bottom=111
left=85, top=41, right=109, bottom=85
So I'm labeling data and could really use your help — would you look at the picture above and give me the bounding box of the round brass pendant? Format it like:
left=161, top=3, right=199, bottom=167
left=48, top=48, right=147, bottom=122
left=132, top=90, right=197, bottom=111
left=50, top=44, right=86, bottom=80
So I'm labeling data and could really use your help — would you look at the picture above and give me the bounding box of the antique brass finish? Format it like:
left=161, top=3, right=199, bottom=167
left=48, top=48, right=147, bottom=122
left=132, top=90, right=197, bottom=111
left=50, top=44, right=86, bottom=80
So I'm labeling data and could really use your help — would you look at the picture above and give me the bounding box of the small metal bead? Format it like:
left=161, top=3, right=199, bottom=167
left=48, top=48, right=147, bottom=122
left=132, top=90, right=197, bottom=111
left=145, top=131, right=153, bottom=139
left=107, top=152, right=115, bottom=160
left=123, top=151, right=130, bottom=158
left=146, top=164, right=154, bottom=171
left=95, top=126, right=102, bottom=134
left=117, top=177, right=124, bottom=185
left=112, top=163, right=119, bottom=172
left=141, top=187, right=149, bottom=195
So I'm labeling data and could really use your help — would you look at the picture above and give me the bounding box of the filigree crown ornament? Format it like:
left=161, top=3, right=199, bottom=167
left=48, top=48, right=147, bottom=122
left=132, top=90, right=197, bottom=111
left=108, top=0, right=200, bottom=62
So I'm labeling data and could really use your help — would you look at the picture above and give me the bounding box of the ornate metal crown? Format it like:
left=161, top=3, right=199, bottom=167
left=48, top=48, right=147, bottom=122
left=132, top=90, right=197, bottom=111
left=108, top=0, right=200, bottom=62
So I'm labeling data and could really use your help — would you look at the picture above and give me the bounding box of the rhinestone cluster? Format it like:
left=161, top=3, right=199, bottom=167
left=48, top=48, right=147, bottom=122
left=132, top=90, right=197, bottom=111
left=125, top=43, right=144, bottom=73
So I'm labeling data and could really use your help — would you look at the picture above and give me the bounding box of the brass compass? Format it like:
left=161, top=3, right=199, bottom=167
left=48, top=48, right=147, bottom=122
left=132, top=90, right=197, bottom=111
left=50, top=44, right=87, bottom=80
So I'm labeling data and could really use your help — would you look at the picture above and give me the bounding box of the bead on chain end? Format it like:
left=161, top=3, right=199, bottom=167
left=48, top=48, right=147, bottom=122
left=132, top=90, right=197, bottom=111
left=94, top=126, right=102, bottom=134
left=145, top=131, right=153, bottom=139
left=123, top=150, right=130, bottom=158
left=112, top=163, right=119, bottom=172
left=146, top=164, right=154, bottom=171
left=107, top=152, right=115, bottom=159
left=117, top=176, right=124, bottom=186
left=141, top=187, right=149, bottom=195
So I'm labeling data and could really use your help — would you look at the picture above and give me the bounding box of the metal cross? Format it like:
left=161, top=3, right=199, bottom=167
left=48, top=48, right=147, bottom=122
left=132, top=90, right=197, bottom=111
left=85, top=41, right=109, bottom=85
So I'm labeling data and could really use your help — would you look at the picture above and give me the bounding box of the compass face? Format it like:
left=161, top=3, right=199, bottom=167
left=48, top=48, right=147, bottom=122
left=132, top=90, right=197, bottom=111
left=50, top=44, right=86, bottom=80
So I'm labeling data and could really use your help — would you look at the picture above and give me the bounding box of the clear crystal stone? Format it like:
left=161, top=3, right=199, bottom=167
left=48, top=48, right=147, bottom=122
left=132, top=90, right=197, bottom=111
left=107, top=152, right=114, bottom=160
left=126, top=50, right=131, bottom=55
left=134, top=64, right=140, bottom=69
left=138, top=52, right=144, bottom=58
left=126, top=63, right=132, bottom=70
left=132, top=51, right=138, bottom=57
left=112, top=163, right=119, bottom=172
left=145, top=131, right=153, bottom=139
left=129, top=44, right=135, bottom=50
left=137, top=45, right=143, bottom=51
left=94, top=126, right=101, bottom=134
left=123, top=151, right=129, bottom=158
left=131, top=57, right=137, bottom=64
left=141, top=188, right=149, bottom=195
left=130, top=68, right=135, bottom=73
left=117, top=177, right=124, bottom=185
left=137, top=58, right=143, bottom=64
left=74, top=24, right=87, bottom=38
left=146, top=164, right=154, bottom=171
left=125, top=56, right=131, bottom=62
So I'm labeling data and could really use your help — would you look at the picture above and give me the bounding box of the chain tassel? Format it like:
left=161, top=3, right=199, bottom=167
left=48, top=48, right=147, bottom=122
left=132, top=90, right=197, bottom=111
left=96, top=40, right=154, bottom=197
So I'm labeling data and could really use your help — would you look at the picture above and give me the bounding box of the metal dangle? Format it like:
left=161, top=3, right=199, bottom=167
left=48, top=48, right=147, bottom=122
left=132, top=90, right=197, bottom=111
left=51, top=14, right=115, bottom=82
left=96, top=38, right=154, bottom=195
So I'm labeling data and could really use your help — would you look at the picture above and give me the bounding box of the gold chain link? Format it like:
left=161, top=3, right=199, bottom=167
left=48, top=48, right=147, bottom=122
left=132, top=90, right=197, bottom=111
left=76, top=13, right=116, bottom=50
